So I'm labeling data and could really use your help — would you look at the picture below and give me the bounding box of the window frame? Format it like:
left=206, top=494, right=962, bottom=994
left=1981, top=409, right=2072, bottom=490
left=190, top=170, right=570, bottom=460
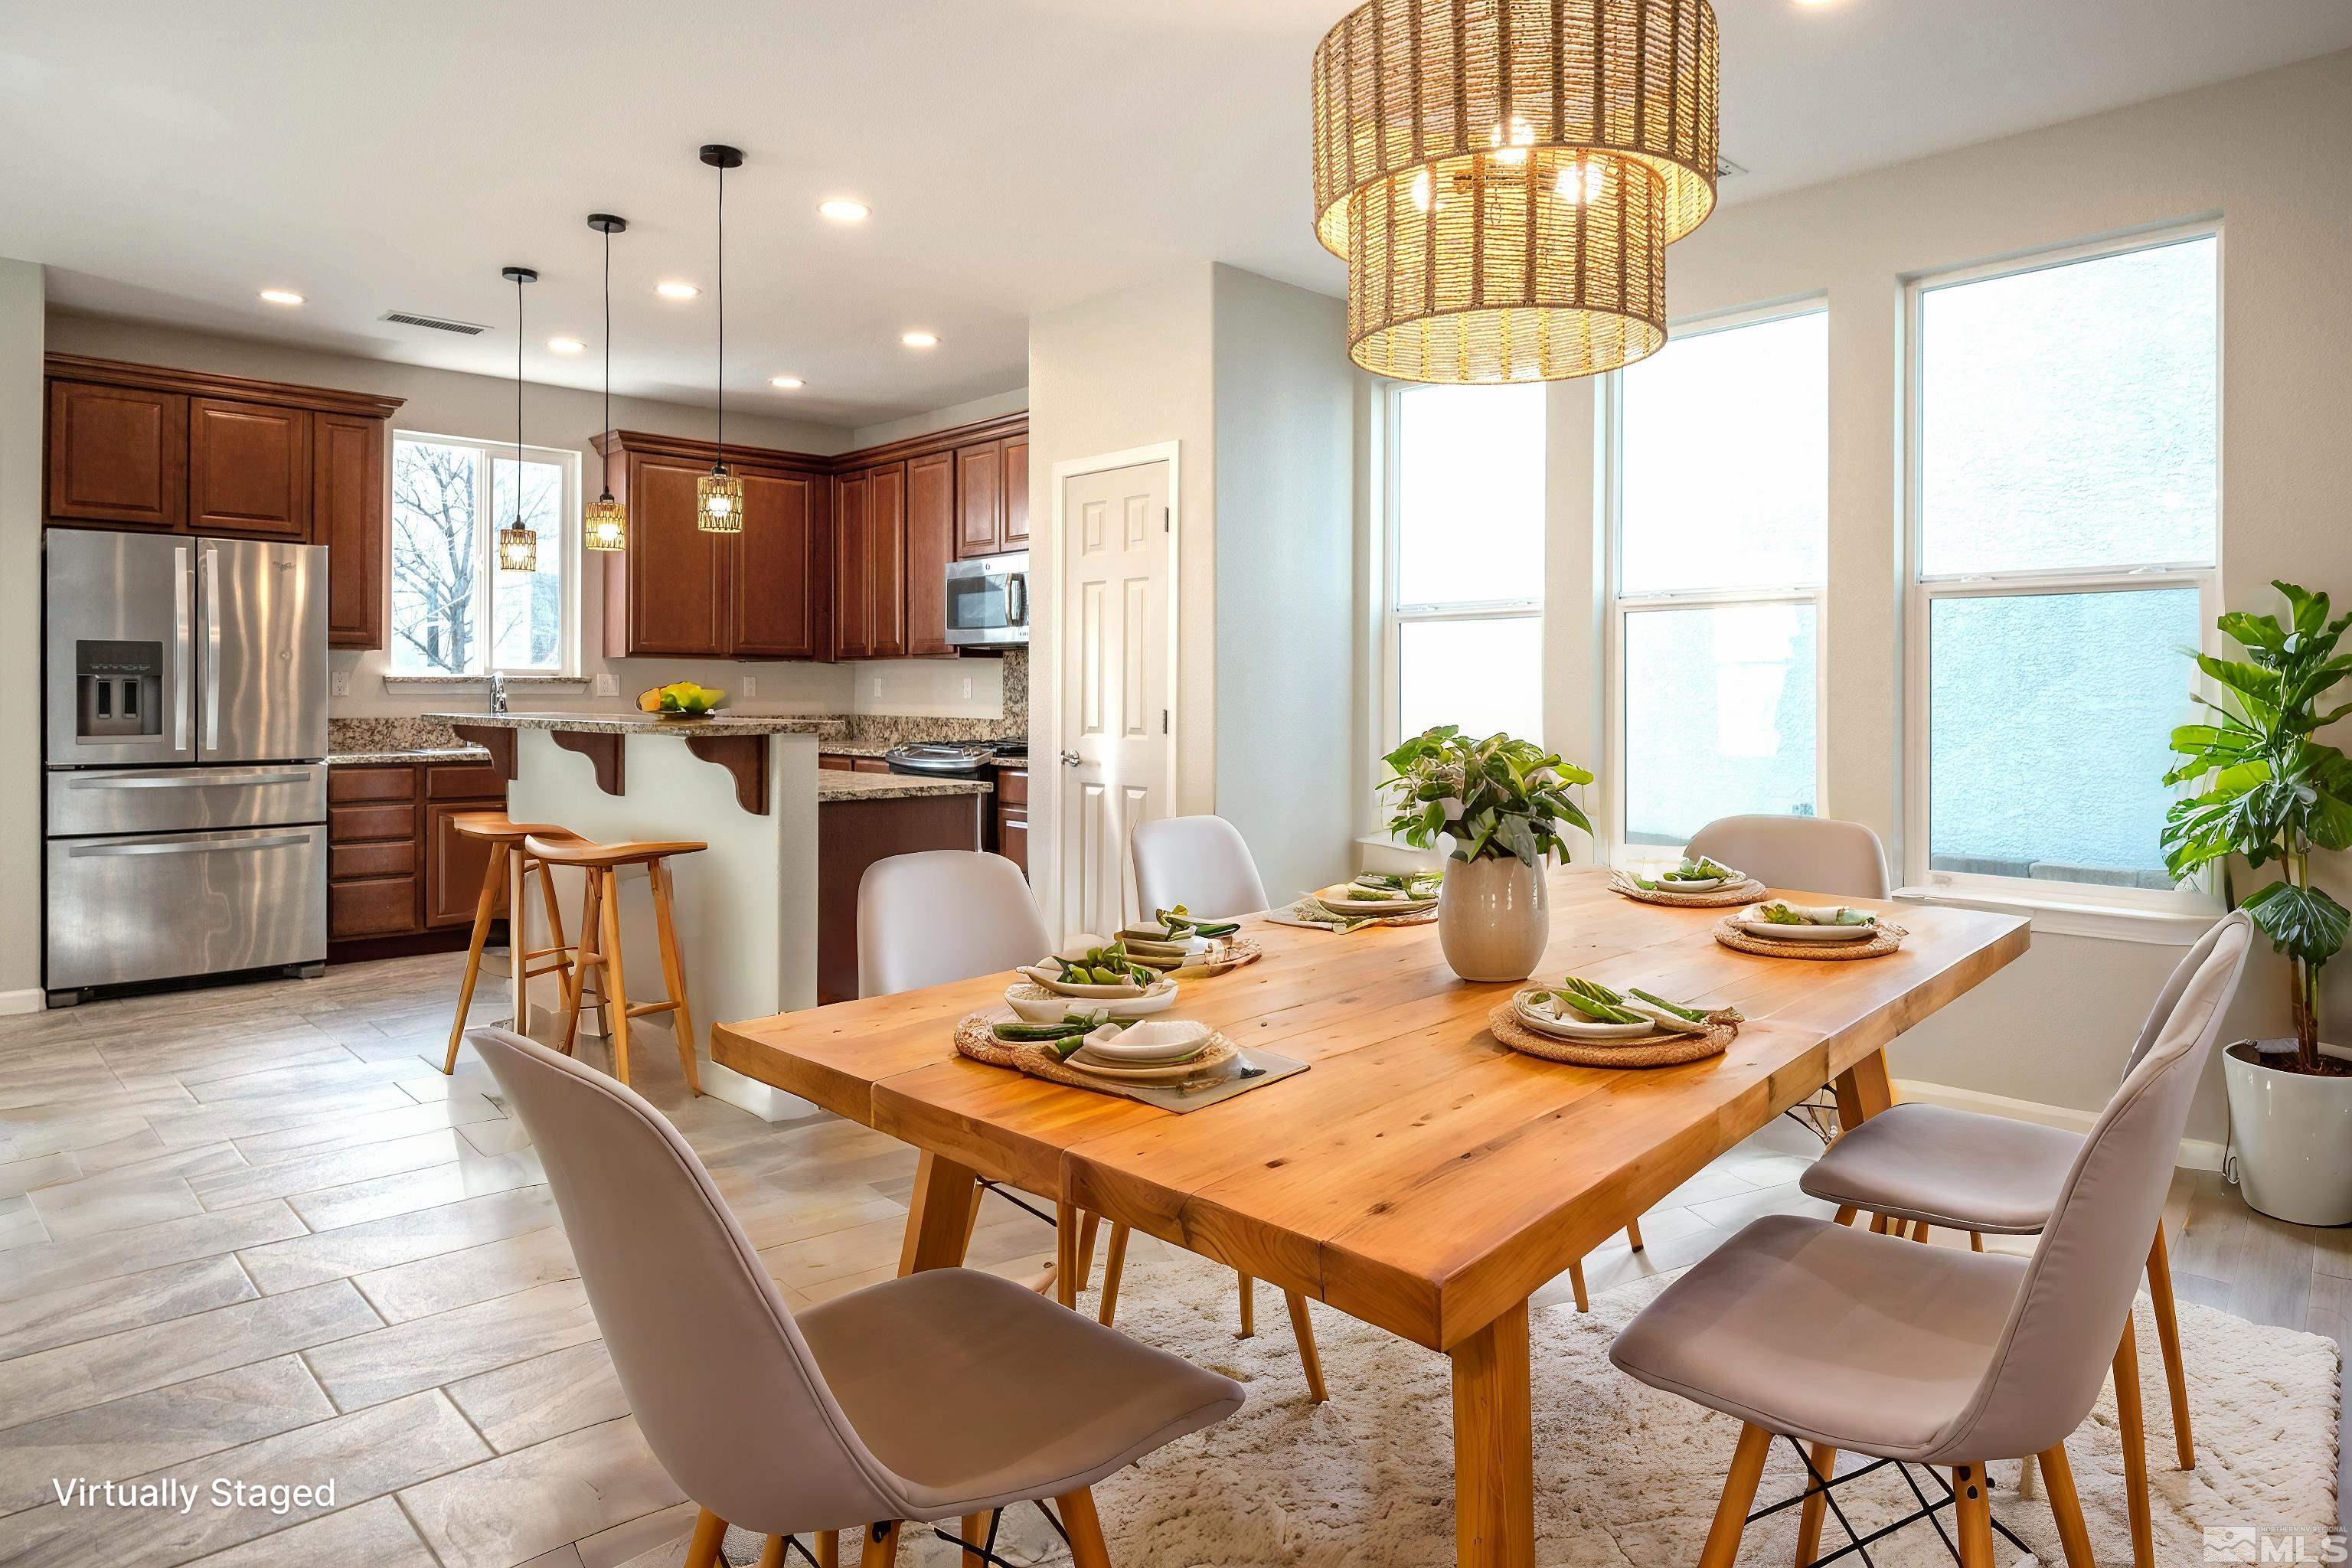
left=1898, top=224, right=2223, bottom=916
left=389, top=429, right=582, bottom=678
left=1602, top=298, right=1831, bottom=864
left=1378, top=382, right=1547, bottom=762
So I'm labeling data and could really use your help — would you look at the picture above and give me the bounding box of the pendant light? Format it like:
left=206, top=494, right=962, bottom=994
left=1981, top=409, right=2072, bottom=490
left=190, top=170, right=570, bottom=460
left=695, top=143, right=745, bottom=534
left=496, top=266, right=540, bottom=572
left=1311, top=0, right=1720, bottom=383
left=584, top=214, right=629, bottom=552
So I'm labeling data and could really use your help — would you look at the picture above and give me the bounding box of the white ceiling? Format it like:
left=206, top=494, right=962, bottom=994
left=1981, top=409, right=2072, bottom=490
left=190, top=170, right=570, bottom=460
left=2, top=0, right=2347, bottom=428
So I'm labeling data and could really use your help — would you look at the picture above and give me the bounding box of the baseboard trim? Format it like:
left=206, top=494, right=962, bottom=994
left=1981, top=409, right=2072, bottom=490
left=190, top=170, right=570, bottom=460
left=0, top=987, right=42, bottom=1017
left=1895, top=1076, right=2225, bottom=1171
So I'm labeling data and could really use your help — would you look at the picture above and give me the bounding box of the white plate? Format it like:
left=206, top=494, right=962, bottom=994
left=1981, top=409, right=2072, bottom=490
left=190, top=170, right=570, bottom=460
left=1314, top=881, right=1434, bottom=910
left=1019, top=964, right=1176, bottom=1000
left=1064, top=1051, right=1231, bottom=1084
left=1650, top=875, right=1727, bottom=892
left=1733, top=906, right=1878, bottom=942
left=1081, top=1018, right=1210, bottom=1063
left=1004, top=984, right=1180, bottom=1023
left=1622, top=1001, right=1710, bottom=1036
left=1117, top=932, right=1214, bottom=957
left=1512, top=990, right=1653, bottom=1040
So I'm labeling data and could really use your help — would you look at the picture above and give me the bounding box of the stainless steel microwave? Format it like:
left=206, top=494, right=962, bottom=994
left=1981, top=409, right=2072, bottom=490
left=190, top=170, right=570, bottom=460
left=945, top=551, right=1029, bottom=646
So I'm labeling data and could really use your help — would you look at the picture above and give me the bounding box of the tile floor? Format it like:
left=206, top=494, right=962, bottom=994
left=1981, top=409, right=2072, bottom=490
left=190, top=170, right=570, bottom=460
left=0, top=952, right=2341, bottom=1566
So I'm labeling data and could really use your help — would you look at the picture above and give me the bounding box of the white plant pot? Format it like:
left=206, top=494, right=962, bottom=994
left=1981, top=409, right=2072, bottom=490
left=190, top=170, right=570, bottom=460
left=2224, top=1041, right=2352, bottom=1227
left=1436, top=856, right=1550, bottom=983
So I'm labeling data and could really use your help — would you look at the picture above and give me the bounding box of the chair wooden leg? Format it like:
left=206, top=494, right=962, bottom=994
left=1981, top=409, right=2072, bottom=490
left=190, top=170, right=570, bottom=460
left=1952, top=1462, right=1993, bottom=1568
left=598, top=870, right=635, bottom=1086
left=1869, top=1212, right=1890, bottom=1235
left=1969, top=1230, right=1985, bottom=1253
left=1913, top=1223, right=1932, bottom=1245
left=1568, top=1258, right=1590, bottom=1313
left=958, top=1512, right=989, bottom=1568
left=2115, top=1315, right=2155, bottom=1568
left=1057, top=1488, right=1112, bottom=1568
left=506, top=841, right=533, bottom=1031
left=1625, top=1216, right=1645, bottom=1251
left=1699, top=1423, right=1773, bottom=1568
left=445, top=841, right=509, bottom=1073
left=1237, top=1272, right=1256, bottom=1337
left=815, top=1530, right=840, bottom=1568
left=1282, top=1289, right=1328, bottom=1403
left=1794, top=1442, right=1837, bottom=1567
left=1832, top=1204, right=1858, bottom=1227
left=556, top=867, right=603, bottom=1057
left=858, top=1522, right=900, bottom=1568
left=648, top=859, right=701, bottom=1096
left=1098, top=1222, right=1130, bottom=1326
left=683, top=1508, right=728, bottom=1568
left=1074, top=1211, right=1101, bottom=1291
left=2037, top=1440, right=2096, bottom=1568
left=534, top=857, right=573, bottom=1011
left=755, top=1536, right=786, bottom=1568
left=2146, top=1227, right=2194, bottom=1469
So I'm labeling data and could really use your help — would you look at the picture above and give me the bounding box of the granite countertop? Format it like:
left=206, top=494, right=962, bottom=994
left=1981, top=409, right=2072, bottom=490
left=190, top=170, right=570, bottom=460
left=327, top=745, right=494, bottom=767
left=817, top=772, right=994, bottom=803
left=422, top=710, right=848, bottom=740
left=815, top=738, right=897, bottom=758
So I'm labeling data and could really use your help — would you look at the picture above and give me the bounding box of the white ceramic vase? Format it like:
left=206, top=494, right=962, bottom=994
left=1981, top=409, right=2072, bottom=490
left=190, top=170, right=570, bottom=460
left=2224, top=1041, right=2352, bottom=1227
left=1436, top=855, right=1550, bottom=982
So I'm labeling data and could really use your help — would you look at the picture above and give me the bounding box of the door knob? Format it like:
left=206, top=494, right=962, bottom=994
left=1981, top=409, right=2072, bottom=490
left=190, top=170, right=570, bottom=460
left=1060, top=750, right=1081, bottom=767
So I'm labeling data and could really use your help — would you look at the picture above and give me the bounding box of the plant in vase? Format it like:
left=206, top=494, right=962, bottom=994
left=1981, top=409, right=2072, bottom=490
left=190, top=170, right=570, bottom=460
left=2161, top=580, right=2352, bottom=1222
left=1380, top=726, right=1596, bottom=982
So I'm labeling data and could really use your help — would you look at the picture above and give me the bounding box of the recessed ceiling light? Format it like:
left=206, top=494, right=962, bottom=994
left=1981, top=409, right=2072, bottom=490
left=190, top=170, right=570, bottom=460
left=258, top=289, right=304, bottom=306
left=900, top=331, right=939, bottom=348
left=818, top=199, right=870, bottom=222
left=548, top=337, right=584, bottom=354
left=770, top=375, right=804, bottom=389
left=656, top=281, right=699, bottom=299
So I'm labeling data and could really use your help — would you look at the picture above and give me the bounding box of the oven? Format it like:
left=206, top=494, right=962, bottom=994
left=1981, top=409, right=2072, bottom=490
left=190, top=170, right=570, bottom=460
left=944, top=552, right=1029, bottom=647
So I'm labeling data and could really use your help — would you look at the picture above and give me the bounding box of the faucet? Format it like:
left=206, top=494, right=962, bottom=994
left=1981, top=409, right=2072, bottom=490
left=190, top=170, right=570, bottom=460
left=488, top=671, right=508, bottom=715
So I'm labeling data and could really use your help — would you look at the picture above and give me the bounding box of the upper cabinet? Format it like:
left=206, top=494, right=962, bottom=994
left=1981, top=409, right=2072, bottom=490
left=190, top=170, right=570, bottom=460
left=904, top=450, right=956, bottom=658
left=44, top=356, right=402, bottom=650
left=954, top=431, right=1029, bottom=559
left=733, top=466, right=830, bottom=659
left=831, top=462, right=907, bottom=661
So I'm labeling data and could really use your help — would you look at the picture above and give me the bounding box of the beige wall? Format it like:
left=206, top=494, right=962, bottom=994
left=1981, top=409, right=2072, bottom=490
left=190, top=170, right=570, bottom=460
left=41, top=312, right=1023, bottom=724
left=1540, top=48, right=2352, bottom=1143
left=0, top=261, right=42, bottom=1008
left=851, top=386, right=1027, bottom=451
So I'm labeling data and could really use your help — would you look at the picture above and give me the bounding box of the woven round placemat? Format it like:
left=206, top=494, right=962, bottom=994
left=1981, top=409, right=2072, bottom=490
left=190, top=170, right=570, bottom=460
left=1606, top=874, right=1769, bottom=909
left=1486, top=999, right=1734, bottom=1068
left=1712, top=916, right=1908, bottom=960
left=954, top=1011, right=1239, bottom=1089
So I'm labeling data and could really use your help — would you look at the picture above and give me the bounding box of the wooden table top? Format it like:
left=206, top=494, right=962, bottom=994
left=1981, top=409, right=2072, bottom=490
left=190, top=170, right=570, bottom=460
left=713, top=868, right=2028, bottom=1351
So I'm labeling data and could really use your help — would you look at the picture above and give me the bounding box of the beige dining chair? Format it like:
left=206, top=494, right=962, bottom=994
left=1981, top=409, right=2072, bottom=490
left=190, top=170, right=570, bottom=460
left=1798, top=910, right=2253, bottom=1562
left=1684, top=813, right=1893, bottom=899
left=469, top=1027, right=1243, bottom=1568
left=1130, top=814, right=1271, bottom=919
left=1610, top=913, right=2249, bottom=1568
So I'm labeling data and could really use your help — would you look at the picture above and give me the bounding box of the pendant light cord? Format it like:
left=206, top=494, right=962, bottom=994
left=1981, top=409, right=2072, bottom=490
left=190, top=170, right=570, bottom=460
left=600, top=226, right=612, bottom=497
left=513, top=274, right=524, bottom=513
left=714, top=159, right=727, bottom=469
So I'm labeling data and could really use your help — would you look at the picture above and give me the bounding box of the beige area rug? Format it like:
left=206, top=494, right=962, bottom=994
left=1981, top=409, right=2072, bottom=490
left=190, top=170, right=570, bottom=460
left=733, top=1256, right=2337, bottom=1565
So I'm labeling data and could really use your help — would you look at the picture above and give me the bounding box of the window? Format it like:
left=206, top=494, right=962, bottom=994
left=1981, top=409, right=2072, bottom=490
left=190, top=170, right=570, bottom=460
left=1608, top=306, right=1828, bottom=850
left=1906, top=230, right=2219, bottom=900
left=1383, top=384, right=1547, bottom=749
left=390, top=433, right=577, bottom=675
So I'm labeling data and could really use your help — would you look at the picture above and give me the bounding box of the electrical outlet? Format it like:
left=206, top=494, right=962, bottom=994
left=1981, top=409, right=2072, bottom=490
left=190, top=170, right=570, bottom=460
left=329, top=669, right=350, bottom=698
left=742, top=675, right=757, bottom=698
left=961, top=676, right=972, bottom=701
left=871, top=676, right=883, bottom=700
left=593, top=673, right=618, bottom=697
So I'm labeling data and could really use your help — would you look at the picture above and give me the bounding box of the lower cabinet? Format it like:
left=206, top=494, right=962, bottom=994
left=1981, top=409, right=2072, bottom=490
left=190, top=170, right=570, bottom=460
left=815, top=792, right=983, bottom=1005
left=327, top=762, right=505, bottom=957
left=992, top=767, right=1029, bottom=879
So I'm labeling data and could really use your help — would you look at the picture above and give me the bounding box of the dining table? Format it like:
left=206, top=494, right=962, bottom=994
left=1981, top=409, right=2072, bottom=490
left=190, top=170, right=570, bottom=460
left=711, top=865, right=2030, bottom=1567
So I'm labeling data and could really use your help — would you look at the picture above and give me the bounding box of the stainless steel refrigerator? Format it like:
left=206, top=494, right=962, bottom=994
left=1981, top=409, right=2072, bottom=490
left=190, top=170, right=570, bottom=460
left=44, top=528, right=329, bottom=1002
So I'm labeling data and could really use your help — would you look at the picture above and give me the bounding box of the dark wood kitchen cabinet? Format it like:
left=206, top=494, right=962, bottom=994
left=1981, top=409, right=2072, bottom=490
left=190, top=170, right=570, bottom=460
left=904, top=450, right=956, bottom=657
left=831, top=462, right=907, bottom=660
left=44, top=356, right=402, bottom=650
left=730, top=466, right=831, bottom=658
left=328, top=760, right=505, bottom=959
left=955, top=431, right=1029, bottom=558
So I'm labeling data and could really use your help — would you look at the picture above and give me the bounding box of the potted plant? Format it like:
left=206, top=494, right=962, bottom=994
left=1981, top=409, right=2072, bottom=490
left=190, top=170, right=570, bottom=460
left=2162, top=581, right=2352, bottom=1223
left=1381, top=726, right=1596, bottom=982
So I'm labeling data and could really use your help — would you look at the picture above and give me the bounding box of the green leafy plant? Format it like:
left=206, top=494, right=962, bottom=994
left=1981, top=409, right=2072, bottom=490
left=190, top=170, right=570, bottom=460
left=2162, top=582, right=2352, bottom=1073
left=1380, top=726, right=1595, bottom=867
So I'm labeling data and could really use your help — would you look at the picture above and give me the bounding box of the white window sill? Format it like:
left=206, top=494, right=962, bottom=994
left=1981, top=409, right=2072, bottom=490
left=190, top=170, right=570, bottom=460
left=1892, top=884, right=2221, bottom=946
left=381, top=674, right=591, bottom=691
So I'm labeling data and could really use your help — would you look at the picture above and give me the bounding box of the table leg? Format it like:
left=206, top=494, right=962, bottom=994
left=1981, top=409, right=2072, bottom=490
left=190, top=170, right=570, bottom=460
left=1451, top=1301, right=1534, bottom=1568
left=897, top=1152, right=981, bottom=1276
left=1831, top=1050, right=1895, bottom=1132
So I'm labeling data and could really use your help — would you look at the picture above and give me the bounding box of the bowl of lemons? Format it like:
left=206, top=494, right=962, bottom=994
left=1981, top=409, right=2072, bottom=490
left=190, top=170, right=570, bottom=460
left=637, top=681, right=726, bottom=718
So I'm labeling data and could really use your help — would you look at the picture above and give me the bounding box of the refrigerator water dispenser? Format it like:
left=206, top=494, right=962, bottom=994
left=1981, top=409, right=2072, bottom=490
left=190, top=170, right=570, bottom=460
left=75, top=639, right=162, bottom=739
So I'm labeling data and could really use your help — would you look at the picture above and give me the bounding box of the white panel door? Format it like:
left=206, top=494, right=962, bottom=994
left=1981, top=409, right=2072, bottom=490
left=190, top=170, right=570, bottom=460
left=1057, top=460, right=1171, bottom=939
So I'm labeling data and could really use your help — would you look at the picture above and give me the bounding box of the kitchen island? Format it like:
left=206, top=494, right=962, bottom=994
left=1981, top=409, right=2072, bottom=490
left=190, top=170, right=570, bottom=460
left=427, top=711, right=988, bottom=1119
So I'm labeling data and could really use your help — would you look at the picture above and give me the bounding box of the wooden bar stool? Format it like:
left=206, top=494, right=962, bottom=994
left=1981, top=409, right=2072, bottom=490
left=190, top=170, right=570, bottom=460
left=528, top=835, right=707, bottom=1094
left=443, top=815, right=590, bottom=1076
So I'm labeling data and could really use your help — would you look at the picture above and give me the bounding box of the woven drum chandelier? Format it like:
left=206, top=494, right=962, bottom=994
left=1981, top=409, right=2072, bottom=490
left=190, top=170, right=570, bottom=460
left=1312, top=0, right=1720, bottom=384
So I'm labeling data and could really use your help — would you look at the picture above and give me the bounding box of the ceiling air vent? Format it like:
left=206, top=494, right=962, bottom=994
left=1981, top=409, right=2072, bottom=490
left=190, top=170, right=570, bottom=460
left=1716, top=155, right=1749, bottom=180
left=380, top=310, right=488, bottom=335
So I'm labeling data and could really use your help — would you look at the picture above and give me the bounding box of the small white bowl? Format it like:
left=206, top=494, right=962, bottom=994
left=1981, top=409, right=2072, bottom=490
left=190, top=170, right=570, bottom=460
left=1082, top=1018, right=1210, bottom=1063
left=1733, top=906, right=1878, bottom=942
left=1652, top=875, right=1727, bottom=892
left=1004, top=984, right=1178, bottom=1023
left=1513, top=990, right=1652, bottom=1040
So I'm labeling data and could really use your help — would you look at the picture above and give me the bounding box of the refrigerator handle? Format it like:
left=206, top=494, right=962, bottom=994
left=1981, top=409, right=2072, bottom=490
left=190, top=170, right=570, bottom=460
left=172, top=543, right=193, bottom=753
left=202, top=542, right=221, bottom=755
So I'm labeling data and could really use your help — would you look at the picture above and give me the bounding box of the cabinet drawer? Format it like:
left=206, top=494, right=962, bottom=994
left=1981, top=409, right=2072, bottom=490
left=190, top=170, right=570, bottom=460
left=426, top=765, right=505, bottom=801
left=329, top=802, right=415, bottom=844
left=851, top=757, right=893, bottom=775
left=329, top=877, right=419, bottom=939
left=330, top=839, right=413, bottom=880
left=818, top=754, right=855, bottom=773
left=328, top=766, right=416, bottom=804
left=994, top=767, right=1028, bottom=806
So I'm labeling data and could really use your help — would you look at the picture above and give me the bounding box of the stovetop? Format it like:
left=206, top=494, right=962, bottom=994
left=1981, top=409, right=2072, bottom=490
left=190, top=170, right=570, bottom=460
left=882, top=739, right=1024, bottom=777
